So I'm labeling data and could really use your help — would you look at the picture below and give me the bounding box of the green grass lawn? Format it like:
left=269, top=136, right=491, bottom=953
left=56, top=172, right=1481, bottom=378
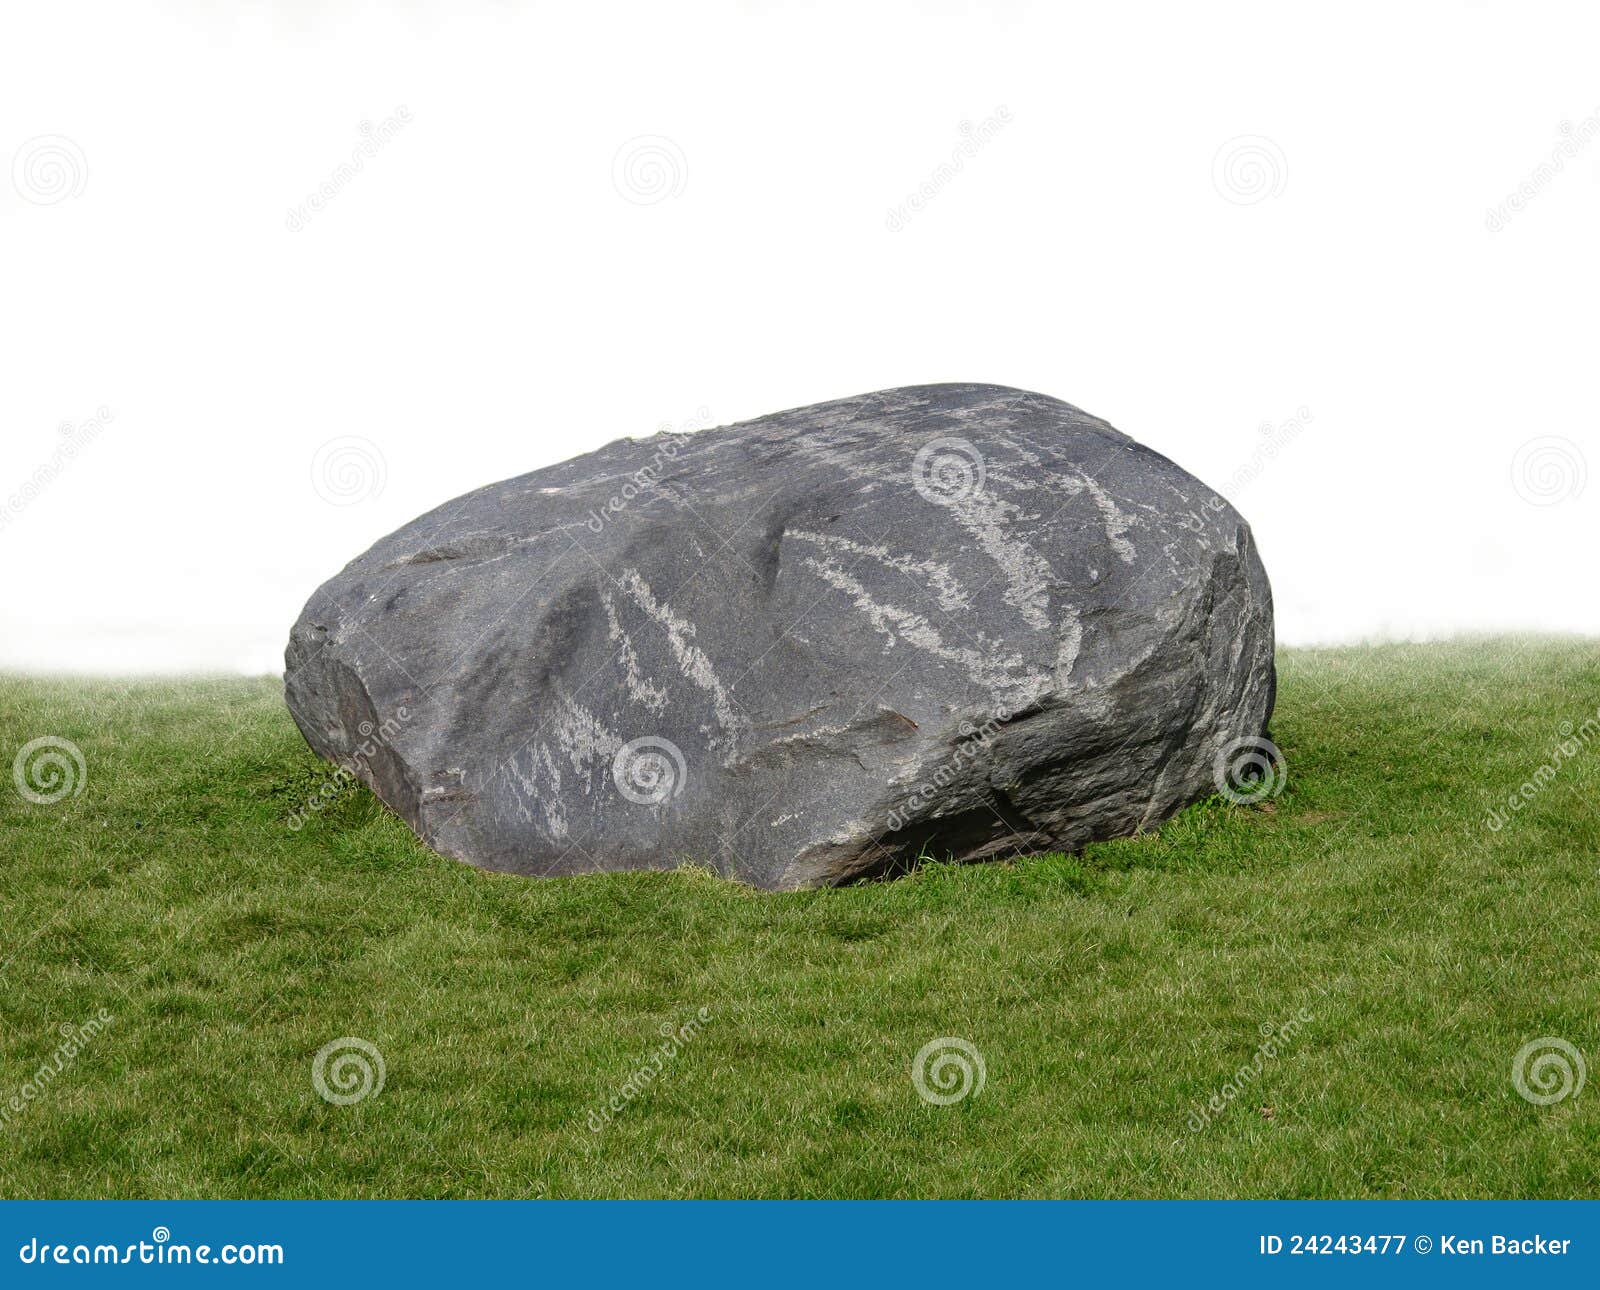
left=1, top=638, right=1597, bottom=1198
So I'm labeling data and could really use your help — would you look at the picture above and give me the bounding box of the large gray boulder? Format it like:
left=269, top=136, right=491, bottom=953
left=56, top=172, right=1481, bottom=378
left=285, top=384, right=1275, bottom=890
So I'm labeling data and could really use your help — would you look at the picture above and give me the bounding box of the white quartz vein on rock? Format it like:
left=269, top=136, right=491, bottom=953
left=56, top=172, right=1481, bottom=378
left=1071, top=469, right=1139, bottom=564
left=785, top=528, right=971, bottom=612
left=944, top=490, right=1055, bottom=630
left=505, top=742, right=567, bottom=840
left=603, top=590, right=669, bottom=713
left=618, top=568, right=744, bottom=736
left=550, top=689, right=623, bottom=780
left=800, top=553, right=1048, bottom=701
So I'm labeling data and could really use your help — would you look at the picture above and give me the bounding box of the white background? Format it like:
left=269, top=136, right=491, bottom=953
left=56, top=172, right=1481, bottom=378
left=3, top=0, right=1596, bottom=675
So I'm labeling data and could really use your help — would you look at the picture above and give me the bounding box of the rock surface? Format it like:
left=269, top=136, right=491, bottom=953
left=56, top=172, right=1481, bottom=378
left=285, top=384, right=1275, bottom=890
